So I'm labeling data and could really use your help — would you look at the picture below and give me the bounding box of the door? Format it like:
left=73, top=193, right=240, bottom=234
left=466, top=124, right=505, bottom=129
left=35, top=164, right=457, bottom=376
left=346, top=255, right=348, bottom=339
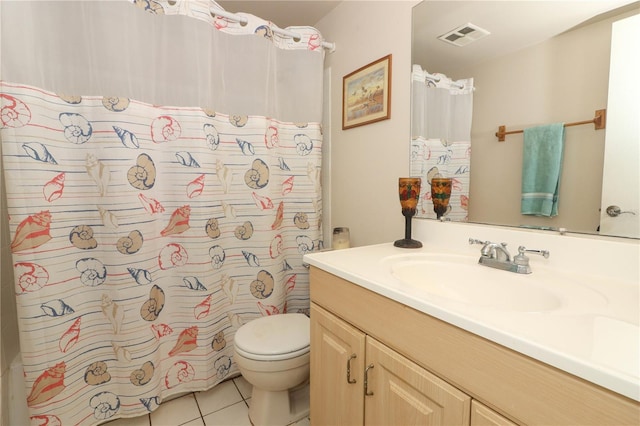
left=364, top=337, right=471, bottom=426
left=599, top=13, right=640, bottom=238
left=310, top=303, right=366, bottom=426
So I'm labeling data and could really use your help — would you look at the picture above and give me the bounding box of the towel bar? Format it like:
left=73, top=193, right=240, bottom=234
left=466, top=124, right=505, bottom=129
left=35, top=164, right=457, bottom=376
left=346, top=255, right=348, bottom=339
left=496, top=109, right=606, bottom=142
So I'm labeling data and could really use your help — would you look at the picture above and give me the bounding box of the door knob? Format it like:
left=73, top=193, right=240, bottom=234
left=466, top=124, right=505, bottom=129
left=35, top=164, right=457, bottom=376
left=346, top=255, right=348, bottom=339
left=606, top=205, right=636, bottom=217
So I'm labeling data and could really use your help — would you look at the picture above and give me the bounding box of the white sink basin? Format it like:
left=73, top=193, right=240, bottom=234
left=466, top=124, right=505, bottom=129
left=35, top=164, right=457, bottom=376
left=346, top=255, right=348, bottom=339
left=383, top=253, right=607, bottom=313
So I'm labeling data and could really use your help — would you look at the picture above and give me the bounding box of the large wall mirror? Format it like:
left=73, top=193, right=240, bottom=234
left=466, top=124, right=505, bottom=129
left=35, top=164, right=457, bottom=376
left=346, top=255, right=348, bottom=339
left=411, top=1, right=639, bottom=239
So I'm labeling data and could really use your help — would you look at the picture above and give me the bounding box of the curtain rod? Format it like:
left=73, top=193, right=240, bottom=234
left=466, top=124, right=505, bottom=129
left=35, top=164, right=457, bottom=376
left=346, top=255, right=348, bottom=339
left=424, top=72, right=464, bottom=89
left=495, top=109, right=606, bottom=142
left=210, top=8, right=336, bottom=52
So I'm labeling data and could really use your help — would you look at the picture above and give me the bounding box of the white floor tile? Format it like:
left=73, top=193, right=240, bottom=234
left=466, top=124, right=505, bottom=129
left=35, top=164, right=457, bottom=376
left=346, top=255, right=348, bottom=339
left=290, top=417, right=310, bottom=426
left=179, top=418, right=205, bottom=426
left=232, top=376, right=252, bottom=399
left=150, top=393, right=201, bottom=426
left=202, top=401, right=251, bottom=426
left=104, top=414, right=150, bottom=426
left=195, top=380, right=243, bottom=416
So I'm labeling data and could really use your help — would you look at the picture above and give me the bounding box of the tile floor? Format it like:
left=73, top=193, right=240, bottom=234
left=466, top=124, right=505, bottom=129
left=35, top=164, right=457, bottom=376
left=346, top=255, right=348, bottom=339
left=105, top=375, right=310, bottom=426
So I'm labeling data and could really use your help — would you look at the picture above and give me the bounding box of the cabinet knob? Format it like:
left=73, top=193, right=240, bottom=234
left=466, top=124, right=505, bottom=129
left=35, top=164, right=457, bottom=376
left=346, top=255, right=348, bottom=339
left=364, top=364, right=375, bottom=396
left=346, top=354, right=357, bottom=384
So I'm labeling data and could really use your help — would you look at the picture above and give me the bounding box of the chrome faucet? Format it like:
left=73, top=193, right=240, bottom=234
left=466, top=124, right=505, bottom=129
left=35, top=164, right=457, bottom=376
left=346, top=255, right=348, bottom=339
left=469, top=238, right=549, bottom=274
left=480, top=241, right=511, bottom=262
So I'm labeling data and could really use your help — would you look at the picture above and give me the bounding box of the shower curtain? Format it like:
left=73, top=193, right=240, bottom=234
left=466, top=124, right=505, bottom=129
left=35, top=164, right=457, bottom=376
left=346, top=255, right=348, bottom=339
left=410, top=65, right=473, bottom=221
left=0, top=1, right=326, bottom=424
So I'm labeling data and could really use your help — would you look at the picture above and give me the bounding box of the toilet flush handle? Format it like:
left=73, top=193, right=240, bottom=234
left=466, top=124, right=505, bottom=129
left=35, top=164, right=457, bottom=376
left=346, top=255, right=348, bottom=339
left=346, top=354, right=357, bottom=384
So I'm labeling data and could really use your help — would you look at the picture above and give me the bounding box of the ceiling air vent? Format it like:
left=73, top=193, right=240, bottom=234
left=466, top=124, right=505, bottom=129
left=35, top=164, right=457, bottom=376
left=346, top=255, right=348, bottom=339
left=438, top=23, right=490, bottom=47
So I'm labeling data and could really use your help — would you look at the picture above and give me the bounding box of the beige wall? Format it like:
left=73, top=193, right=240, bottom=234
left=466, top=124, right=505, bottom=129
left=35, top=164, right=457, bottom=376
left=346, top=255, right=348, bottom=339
left=316, top=1, right=420, bottom=247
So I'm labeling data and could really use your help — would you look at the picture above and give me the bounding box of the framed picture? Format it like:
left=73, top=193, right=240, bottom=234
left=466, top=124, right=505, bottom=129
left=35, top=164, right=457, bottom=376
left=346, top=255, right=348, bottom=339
left=342, top=54, right=392, bottom=130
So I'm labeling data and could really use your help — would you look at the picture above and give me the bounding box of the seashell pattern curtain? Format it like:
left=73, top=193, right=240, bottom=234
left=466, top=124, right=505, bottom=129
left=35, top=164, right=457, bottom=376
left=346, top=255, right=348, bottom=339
left=410, top=65, right=473, bottom=222
left=0, top=1, right=325, bottom=424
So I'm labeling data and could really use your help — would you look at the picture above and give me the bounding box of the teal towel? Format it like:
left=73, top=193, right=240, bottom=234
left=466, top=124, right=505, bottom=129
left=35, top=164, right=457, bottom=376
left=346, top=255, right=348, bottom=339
left=521, top=123, right=565, bottom=217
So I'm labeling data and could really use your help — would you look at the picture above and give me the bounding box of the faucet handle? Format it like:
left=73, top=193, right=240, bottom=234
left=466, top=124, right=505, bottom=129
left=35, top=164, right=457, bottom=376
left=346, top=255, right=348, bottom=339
left=517, top=246, right=550, bottom=259
left=514, top=246, right=550, bottom=266
left=468, top=238, right=487, bottom=246
left=469, top=238, right=491, bottom=256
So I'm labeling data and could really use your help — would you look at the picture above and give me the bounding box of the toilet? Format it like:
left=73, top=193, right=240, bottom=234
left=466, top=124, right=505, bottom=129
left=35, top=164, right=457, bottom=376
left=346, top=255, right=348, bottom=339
left=233, top=313, right=310, bottom=426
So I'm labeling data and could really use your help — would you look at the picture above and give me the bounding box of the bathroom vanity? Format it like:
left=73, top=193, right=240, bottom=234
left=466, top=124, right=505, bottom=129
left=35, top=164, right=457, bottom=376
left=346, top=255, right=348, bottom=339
left=304, top=225, right=640, bottom=425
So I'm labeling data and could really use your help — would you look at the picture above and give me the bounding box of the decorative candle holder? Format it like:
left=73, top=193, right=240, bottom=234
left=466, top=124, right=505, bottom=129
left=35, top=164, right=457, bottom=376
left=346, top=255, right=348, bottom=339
left=394, top=177, right=423, bottom=249
left=430, top=177, right=453, bottom=220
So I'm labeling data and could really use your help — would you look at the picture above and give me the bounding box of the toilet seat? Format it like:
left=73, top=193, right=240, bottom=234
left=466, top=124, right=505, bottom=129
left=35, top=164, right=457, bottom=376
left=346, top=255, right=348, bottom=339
left=234, top=313, right=310, bottom=361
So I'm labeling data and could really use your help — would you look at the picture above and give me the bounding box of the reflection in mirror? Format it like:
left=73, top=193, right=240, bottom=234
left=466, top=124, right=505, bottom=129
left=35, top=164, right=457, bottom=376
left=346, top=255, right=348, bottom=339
left=410, top=66, right=473, bottom=221
left=411, top=1, right=639, bottom=238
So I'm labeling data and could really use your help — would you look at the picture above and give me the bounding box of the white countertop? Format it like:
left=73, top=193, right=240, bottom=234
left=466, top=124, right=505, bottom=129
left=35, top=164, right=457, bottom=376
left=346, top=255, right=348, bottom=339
left=304, top=242, right=640, bottom=402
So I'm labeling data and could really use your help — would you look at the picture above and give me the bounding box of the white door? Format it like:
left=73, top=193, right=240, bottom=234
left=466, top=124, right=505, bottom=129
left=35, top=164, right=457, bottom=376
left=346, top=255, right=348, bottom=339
left=599, top=13, right=640, bottom=238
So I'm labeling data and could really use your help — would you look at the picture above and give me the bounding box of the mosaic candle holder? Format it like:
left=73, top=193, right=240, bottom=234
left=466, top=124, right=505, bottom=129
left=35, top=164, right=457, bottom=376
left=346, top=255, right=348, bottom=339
left=431, top=177, right=453, bottom=220
left=394, top=177, right=423, bottom=249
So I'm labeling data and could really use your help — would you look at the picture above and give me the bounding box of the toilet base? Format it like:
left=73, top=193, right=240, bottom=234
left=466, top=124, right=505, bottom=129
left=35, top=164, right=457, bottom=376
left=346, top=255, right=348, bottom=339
left=249, top=381, right=309, bottom=426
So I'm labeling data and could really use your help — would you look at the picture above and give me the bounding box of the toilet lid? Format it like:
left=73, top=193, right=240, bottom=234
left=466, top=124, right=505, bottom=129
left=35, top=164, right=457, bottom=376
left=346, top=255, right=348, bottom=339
left=234, top=313, right=310, bottom=360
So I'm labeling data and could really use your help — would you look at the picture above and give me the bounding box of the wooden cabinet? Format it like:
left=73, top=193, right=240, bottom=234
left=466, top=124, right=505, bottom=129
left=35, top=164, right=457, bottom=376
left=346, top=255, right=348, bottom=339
left=310, top=303, right=365, bottom=425
left=311, top=303, right=470, bottom=425
left=470, top=401, right=518, bottom=426
left=310, top=266, right=640, bottom=426
left=364, top=336, right=470, bottom=425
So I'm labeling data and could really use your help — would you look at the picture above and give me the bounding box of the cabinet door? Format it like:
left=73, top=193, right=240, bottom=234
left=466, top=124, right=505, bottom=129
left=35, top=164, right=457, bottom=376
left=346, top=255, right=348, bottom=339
left=364, top=337, right=471, bottom=426
left=310, top=303, right=366, bottom=426
left=471, top=400, right=519, bottom=426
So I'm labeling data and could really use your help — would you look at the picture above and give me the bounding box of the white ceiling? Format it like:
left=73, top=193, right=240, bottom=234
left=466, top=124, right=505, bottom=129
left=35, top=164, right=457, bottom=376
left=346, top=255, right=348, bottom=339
left=412, top=1, right=639, bottom=76
left=215, top=1, right=638, bottom=76
left=216, top=0, right=341, bottom=28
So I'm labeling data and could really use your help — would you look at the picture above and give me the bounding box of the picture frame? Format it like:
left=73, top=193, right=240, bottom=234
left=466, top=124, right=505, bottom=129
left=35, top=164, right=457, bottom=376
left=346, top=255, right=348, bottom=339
left=342, top=54, right=392, bottom=130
